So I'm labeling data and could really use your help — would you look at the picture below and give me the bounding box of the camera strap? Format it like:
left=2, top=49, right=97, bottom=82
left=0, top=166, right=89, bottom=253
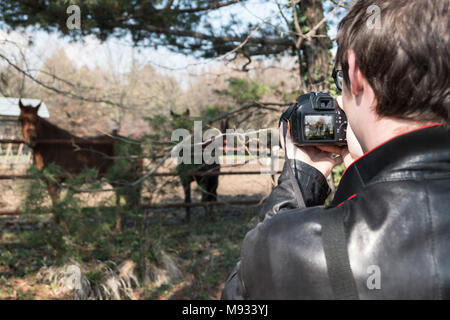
left=281, top=119, right=306, bottom=208
left=320, top=207, right=359, bottom=300
left=280, top=118, right=359, bottom=300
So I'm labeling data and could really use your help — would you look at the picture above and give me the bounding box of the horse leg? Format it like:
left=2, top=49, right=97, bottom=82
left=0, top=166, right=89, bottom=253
left=47, top=182, right=62, bottom=225
left=210, top=175, right=220, bottom=221
left=200, top=175, right=218, bottom=222
left=183, top=182, right=191, bottom=223
left=47, top=182, right=60, bottom=204
left=210, top=175, right=219, bottom=202
left=201, top=191, right=212, bottom=222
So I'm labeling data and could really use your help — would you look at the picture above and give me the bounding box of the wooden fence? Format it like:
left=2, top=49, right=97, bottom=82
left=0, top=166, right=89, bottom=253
left=0, top=138, right=282, bottom=216
left=0, top=138, right=32, bottom=168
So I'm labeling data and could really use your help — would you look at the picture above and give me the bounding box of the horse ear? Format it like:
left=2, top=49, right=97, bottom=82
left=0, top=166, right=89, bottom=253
left=19, top=99, right=24, bottom=110
left=35, top=102, right=41, bottom=113
left=185, top=109, right=190, bottom=116
left=221, top=118, right=229, bottom=132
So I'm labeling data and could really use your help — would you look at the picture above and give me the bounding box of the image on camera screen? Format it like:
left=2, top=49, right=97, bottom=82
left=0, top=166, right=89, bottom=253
left=304, top=115, right=335, bottom=140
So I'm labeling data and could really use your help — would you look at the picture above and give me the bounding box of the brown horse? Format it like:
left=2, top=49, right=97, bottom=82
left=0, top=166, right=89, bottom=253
left=18, top=99, right=142, bottom=231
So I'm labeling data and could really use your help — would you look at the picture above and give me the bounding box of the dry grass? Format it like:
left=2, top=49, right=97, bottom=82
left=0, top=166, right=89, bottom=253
left=36, top=260, right=139, bottom=300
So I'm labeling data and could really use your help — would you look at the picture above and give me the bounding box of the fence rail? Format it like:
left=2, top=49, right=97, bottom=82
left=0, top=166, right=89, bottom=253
left=0, top=138, right=115, bottom=145
left=0, top=170, right=281, bottom=180
left=0, top=199, right=265, bottom=216
left=0, top=138, right=279, bottom=155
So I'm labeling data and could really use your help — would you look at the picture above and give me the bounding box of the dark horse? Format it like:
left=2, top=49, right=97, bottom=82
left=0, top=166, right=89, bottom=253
left=170, top=109, right=228, bottom=222
left=18, top=100, right=142, bottom=231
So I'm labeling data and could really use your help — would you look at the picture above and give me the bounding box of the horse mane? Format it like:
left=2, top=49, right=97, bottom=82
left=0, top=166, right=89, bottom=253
left=37, top=117, right=76, bottom=139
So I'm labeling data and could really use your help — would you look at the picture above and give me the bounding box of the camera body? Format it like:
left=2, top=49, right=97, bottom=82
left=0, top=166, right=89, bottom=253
left=281, top=92, right=347, bottom=146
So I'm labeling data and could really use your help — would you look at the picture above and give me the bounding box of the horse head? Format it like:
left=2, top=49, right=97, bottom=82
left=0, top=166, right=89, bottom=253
left=169, top=109, right=194, bottom=132
left=18, top=99, right=41, bottom=147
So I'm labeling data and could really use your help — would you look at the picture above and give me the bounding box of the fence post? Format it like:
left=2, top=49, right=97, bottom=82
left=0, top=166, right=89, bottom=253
left=5, top=143, right=12, bottom=163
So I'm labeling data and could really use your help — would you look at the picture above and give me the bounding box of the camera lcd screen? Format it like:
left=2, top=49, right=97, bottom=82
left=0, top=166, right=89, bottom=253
left=304, top=115, right=335, bottom=140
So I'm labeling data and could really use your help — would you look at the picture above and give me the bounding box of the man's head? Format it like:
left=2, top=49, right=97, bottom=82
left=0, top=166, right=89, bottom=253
left=335, top=0, right=449, bottom=151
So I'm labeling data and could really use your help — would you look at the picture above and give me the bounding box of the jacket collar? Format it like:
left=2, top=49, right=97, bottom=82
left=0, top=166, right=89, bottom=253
left=331, top=124, right=450, bottom=206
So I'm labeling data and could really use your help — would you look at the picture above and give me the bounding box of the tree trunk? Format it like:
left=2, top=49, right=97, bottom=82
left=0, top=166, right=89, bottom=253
left=299, top=0, right=332, bottom=91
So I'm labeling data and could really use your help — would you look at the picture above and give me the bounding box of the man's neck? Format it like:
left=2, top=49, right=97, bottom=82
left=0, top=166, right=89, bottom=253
left=361, top=117, right=436, bottom=153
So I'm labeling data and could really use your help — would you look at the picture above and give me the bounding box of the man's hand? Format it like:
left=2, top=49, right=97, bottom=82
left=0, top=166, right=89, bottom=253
left=279, top=96, right=365, bottom=177
left=279, top=121, right=343, bottom=178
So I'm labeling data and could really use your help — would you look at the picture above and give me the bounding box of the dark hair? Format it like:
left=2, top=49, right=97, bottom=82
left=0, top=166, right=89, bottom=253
left=336, top=0, right=449, bottom=125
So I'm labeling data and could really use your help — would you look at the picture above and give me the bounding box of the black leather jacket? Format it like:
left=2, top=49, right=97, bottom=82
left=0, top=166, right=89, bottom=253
left=222, top=125, right=450, bottom=299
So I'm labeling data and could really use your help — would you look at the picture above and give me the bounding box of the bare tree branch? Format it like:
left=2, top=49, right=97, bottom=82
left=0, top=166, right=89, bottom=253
left=0, top=52, right=128, bottom=110
left=171, top=0, right=242, bottom=13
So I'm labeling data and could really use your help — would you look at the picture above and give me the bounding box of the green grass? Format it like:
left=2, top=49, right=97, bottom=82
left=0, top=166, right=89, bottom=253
left=0, top=206, right=258, bottom=300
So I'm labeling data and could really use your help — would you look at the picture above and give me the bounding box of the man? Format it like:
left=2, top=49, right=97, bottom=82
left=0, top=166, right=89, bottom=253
left=222, top=0, right=449, bottom=299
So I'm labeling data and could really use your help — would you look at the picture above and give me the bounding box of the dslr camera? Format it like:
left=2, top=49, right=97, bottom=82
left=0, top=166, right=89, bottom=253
left=280, top=92, right=347, bottom=146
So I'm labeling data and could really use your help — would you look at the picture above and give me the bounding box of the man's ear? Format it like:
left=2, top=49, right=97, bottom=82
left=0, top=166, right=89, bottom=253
left=35, top=102, right=41, bottom=113
left=19, top=99, right=24, bottom=110
left=347, top=50, right=364, bottom=96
